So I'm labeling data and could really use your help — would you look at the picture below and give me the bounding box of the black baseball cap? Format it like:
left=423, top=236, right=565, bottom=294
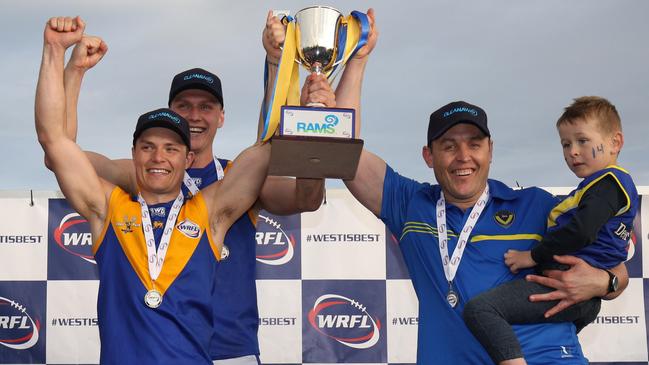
left=427, top=101, right=490, bottom=145
left=133, top=108, right=191, bottom=149
left=168, top=68, right=223, bottom=107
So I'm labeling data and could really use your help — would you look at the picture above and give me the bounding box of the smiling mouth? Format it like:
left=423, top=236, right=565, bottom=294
left=147, top=168, right=170, bottom=175
left=453, top=168, right=474, bottom=177
left=190, top=127, right=206, bottom=134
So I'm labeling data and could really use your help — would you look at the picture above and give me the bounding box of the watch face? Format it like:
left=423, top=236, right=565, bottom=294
left=611, top=275, right=619, bottom=292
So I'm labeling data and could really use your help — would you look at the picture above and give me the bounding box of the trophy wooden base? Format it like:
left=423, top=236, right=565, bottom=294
left=269, top=135, right=364, bottom=179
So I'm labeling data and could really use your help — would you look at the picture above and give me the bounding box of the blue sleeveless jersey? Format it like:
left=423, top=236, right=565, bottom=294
left=184, top=158, right=260, bottom=359
left=93, top=188, right=220, bottom=365
left=547, top=165, right=638, bottom=269
left=381, top=165, right=588, bottom=364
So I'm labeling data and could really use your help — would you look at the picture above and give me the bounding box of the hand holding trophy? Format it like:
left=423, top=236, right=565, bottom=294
left=261, top=6, right=370, bottom=179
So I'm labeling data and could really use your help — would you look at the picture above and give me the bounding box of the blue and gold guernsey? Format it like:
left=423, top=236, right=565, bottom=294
left=184, top=158, right=261, bottom=361
left=381, top=165, right=588, bottom=364
left=93, top=187, right=220, bottom=365
left=547, top=165, right=638, bottom=269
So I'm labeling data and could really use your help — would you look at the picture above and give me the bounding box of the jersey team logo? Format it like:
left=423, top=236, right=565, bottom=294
left=494, top=210, right=515, bottom=228
left=0, top=296, right=40, bottom=350
left=116, top=215, right=140, bottom=234
left=176, top=219, right=200, bottom=239
left=256, top=214, right=296, bottom=265
left=53, top=212, right=95, bottom=264
left=307, top=294, right=381, bottom=349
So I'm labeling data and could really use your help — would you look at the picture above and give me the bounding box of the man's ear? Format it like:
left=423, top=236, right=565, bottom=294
left=216, top=108, right=225, bottom=129
left=422, top=145, right=434, bottom=168
left=186, top=150, right=195, bottom=169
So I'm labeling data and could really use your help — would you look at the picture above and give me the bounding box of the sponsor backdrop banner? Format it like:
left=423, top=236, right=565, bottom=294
left=0, top=188, right=647, bottom=364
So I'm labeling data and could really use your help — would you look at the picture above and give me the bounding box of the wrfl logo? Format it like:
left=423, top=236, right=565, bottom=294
left=255, top=214, right=295, bottom=266
left=0, top=296, right=40, bottom=350
left=307, top=293, right=381, bottom=349
left=176, top=219, right=200, bottom=239
left=296, top=114, right=339, bottom=134
left=53, top=212, right=96, bottom=264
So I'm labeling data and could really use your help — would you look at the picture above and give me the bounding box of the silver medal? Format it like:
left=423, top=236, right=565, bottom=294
left=144, top=289, right=163, bottom=308
left=446, top=289, right=458, bottom=308
left=220, top=244, right=230, bottom=260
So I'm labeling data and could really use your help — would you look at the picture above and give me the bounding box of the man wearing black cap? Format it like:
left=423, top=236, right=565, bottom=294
left=60, top=15, right=332, bottom=365
left=337, top=98, right=630, bottom=363
left=36, top=17, right=273, bottom=364
left=331, top=15, right=628, bottom=364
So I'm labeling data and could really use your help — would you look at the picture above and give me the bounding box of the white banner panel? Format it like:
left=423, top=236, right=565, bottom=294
left=578, top=278, right=648, bottom=362
left=0, top=194, right=48, bottom=280
left=301, top=189, right=386, bottom=280
left=386, top=279, right=419, bottom=364
left=256, top=280, right=302, bottom=364
left=45, top=280, right=100, bottom=364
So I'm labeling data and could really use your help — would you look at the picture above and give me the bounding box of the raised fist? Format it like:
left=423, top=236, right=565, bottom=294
left=68, top=35, right=108, bottom=72
left=44, top=16, right=85, bottom=50
left=262, top=10, right=286, bottom=64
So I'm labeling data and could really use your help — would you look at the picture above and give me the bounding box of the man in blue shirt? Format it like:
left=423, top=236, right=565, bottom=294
left=334, top=10, right=628, bottom=364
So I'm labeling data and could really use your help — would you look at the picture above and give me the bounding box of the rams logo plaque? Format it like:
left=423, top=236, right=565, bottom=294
left=494, top=210, right=515, bottom=228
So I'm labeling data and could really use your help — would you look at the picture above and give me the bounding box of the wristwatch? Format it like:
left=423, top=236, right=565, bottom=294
left=605, top=269, right=619, bottom=294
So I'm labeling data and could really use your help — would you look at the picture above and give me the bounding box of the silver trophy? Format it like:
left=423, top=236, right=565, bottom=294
left=294, top=6, right=343, bottom=77
left=268, top=6, right=365, bottom=179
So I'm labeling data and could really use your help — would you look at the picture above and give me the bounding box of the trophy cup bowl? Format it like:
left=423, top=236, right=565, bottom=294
left=294, top=6, right=342, bottom=75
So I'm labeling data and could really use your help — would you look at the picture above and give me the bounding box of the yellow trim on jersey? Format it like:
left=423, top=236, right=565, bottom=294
left=547, top=166, right=631, bottom=228
left=470, top=234, right=543, bottom=243
left=400, top=221, right=457, bottom=241
left=401, top=221, right=541, bottom=244
left=193, top=192, right=221, bottom=262
left=93, top=187, right=119, bottom=255
left=224, top=160, right=233, bottom=174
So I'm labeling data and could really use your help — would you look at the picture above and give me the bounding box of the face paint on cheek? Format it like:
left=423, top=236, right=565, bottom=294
left=592, top=147, right=596, bottom=159
left=597, top=144, right=604, bottom=154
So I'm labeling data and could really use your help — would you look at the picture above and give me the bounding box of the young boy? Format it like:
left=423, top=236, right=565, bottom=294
left=463, top=96, right=638, bottom=365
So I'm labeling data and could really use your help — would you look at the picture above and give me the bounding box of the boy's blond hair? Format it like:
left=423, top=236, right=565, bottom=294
left=557, top=96, right=622, bottom=135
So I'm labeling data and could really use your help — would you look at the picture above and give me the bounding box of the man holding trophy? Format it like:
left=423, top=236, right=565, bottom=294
left=330, top=8, right=630, bottom=365
left=55, top=10, right=344, bottom=365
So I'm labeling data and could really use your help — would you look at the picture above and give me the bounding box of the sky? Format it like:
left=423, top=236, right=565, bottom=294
left=2, top=0, right=648, bottom=192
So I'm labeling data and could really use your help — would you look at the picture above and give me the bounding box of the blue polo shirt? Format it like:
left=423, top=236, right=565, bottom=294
left=380, top=165, right=587, bottom=364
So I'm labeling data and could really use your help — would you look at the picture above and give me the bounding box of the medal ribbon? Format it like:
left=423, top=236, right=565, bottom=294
left=138, top=192, right=184, bottom=286
left=183, top=157, right=225, bottom=196
left=259, top=11, right=369, bottom=142
left=435, top=187, right=490, bottom=288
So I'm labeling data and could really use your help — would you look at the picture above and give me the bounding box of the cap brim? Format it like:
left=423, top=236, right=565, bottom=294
left=430, top=120, right=490, bottom=142
left=169, top=83, right=223, bottom=106
left=134, top=121, right=191, bottom=149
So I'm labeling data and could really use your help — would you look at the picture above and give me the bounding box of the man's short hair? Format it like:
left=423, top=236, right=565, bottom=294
left=557, top=96, right=622, bottom=135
